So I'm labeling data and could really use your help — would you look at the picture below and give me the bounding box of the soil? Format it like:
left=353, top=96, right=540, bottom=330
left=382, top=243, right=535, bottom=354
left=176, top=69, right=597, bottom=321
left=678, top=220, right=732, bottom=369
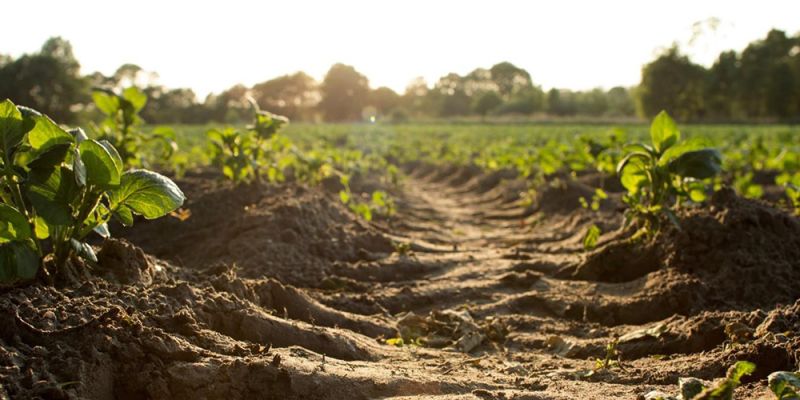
left=1, top=165, right=799, bottom=399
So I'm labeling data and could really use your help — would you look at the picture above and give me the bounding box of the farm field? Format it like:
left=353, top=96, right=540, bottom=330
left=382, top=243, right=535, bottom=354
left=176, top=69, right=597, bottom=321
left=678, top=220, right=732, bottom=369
left=2, top=94, right=800, bottom=399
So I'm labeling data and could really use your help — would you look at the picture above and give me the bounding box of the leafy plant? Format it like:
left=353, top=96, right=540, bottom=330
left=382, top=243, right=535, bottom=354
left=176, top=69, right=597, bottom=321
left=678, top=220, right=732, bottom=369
left=337, top=175, right=395, bottom=221
left=92, top=87, right=177, bottom=168
left=579, top=188, right=608, bottom=211
left=769, top=371, right=800, bottom=399
left=643, top=361, right=755, bottom=400
left=207, top=99, right=289, bottom=185
left=776, top=172, right=800, bottom=214
left=0, top=99, right=185, bottom=282
left=594, top=338, right=624, bottom=371
left=617, top=111, right=722, bottom=237
left=693, top=361, right=755, bottom=399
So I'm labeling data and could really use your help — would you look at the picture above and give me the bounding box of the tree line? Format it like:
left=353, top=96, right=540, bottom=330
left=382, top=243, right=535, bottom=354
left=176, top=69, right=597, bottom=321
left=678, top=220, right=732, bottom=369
left=1, top=29, right=798, bottom=124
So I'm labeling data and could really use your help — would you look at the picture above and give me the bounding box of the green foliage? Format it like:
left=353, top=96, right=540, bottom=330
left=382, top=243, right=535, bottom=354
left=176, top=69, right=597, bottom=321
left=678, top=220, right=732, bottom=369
left=769, top=371, right=800, bottom=399
left=337, top=175, right=395, bottom=221
left=207, top=100, right=291, bottom=185
left=617, top=111, right=722, bottom=236
left=776, top=172, right=800, bottom=214
left=0, top=99, right=184, bottom=282
left=693, top=361, right=755, bottom=399
left=582, top=224, right=601, bottom=251
left=92, top=87, right=177, bottom=167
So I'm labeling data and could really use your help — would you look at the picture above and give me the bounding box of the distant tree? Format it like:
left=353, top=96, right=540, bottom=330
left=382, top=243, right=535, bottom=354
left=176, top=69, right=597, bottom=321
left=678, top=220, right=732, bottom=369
left=205, top=84, right=250, bottom=123
left=430, top=73, right=471, bottom=117
left=251, top=72, right=319, bottom=121
left=318, top=63, right=369, bottom=121
left=705, top=51, right=740, bottom=119
left=605, top=86, right=635, bottom=117
left=489, top=62, right=533, bottom=99
left=462, top=68, right=498, bottom=96
left=472, top=91, right=503, bottom=116
left=637, top=46, right=707, bottom=120
left=400, top=77, right=430, bottom=116
left=737, top=29, right=797, bottom=119
left=368, top=86, right=401, bottom=116
left=547, top=89, right=578, bottom=116
left=0, top=37, right=87, bottom=122
left=142, top=87, right=204, bottom=124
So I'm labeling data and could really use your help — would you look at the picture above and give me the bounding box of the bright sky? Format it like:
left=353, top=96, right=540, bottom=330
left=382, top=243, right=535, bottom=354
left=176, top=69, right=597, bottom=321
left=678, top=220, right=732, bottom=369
left=5, top=1, right=800, bottom=98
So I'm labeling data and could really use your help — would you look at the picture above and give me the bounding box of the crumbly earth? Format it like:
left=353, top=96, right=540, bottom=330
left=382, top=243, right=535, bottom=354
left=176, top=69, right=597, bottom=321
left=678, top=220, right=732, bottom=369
left=1, top=165, right=798, bottom=399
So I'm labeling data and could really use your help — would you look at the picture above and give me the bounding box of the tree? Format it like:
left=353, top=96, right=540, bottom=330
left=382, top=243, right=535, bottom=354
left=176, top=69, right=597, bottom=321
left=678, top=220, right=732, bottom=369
left=705, top=51, right=740, bottom=119
left=368, top=86, right=401, bottom=116
left=489, top=62, right=533, bottom=99
left=0, top=37, right=87, bottom=122
left=637, top=46, right=707, bottom=120
left=473, top=91, right=503, bottom=116
left=205, top=84, right=250, bottom=123
left=251, top=72, right=319, bottom=121
left=318, top=63, right=369, bottom=122
left=737, top=29, right=796, bottom=119
left=430, top=73, right=471, bottom=117
left=605, top=87, right=635, bottom=117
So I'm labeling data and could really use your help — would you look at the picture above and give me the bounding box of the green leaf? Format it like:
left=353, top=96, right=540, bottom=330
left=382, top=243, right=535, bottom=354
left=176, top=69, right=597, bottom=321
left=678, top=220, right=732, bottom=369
left=728, top=361, right=755, bottom=383
left=685, top=180, right=708, bottom=202
left=122, top=87, right=147, bottom=112
left=667, top=149, right=723, bottom=180
left=583, top=224, right=601, bottom=250
left=0, top=99, right=25, bottom=154
left=26, top=166, right=78, bottom=226
left=109, top=169, right=185, bottom=220
left=0, top=240, right=40, bottom=281
left=33, top=216, right=49, bottom=239
left=79, top=139, right=122, bottom=188
left=768, top=371, right=800, bottom=399
left=0, top=203, right=31, bottom=243
left=27, top=143, right=71, bottom=172
left=616, top=151, right=651, bottom=176
left=113, top=205, right=134, bottom=226
left=26, top=113, right=73, bottom=151
left=620, top=158, right=648, bottom=194
left=657, top=137, right=713, bottom=166
left=650, top=111, right=680, bottom=153
left=92, top=91, right=119, bottom=116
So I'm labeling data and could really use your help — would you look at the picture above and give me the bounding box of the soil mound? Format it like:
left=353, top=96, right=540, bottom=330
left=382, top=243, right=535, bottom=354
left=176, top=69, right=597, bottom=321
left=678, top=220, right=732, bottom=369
left=123, top=172, right=394, bottom=287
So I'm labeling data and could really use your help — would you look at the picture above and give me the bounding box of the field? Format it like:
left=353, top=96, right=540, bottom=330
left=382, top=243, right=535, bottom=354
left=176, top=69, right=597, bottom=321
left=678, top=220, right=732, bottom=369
left=2, top=99, right=800, bottom=399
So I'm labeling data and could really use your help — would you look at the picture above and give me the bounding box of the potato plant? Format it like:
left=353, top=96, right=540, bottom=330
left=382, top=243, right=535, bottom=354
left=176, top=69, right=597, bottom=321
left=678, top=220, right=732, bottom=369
left=92, top=87, right=177, bottom=167
left=617, top=111, right=722, bottom=236
left=207, top=98, right=289, bottom=184
left=0, top=99, right=185, bottom=282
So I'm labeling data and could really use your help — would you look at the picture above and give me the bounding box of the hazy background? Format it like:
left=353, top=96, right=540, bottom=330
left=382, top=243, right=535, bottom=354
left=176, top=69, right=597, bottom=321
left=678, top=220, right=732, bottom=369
left=5, top=0, right=799, bottom=96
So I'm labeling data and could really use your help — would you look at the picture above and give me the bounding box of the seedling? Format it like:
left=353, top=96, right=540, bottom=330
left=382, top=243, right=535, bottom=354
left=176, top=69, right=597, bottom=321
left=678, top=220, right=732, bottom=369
left=207, top=99, right=289, bottom=185
left=393, top=242, right=414, bottom=257
left=617, top=111, right=722, bottom=237
left=91, top=87, right=177, bottom=167
left=594, top=338, right=624, bottom=371
left=693, top=361, right=755, bottom=399
left=0, top=99, right=184, bottom=282
left=643, top=361, right=755, bottom=400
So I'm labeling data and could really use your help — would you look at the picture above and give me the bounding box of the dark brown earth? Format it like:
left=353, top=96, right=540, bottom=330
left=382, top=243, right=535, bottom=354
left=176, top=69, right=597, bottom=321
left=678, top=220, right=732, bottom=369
left=1, top=165, right=799, bottom=399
